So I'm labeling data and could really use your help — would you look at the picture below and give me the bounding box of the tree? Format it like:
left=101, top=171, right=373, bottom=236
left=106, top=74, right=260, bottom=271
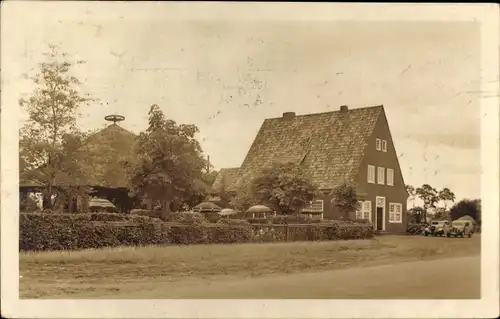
left=19, top=44, right=94, bottom=209
left=249, top=162, right=318, bottom=215
left=331, top=183, right=360, bottom=220
left=127, top=104, right=207, bottom=220
left=407, top=206, right=426, bottom=224
left=438, top=187, right=456, bottom=210
left=415, top=184, right=439, bottom=222
left=406, top=184, right=416, bottom=208
left=450, top=199, right=481, bottom=225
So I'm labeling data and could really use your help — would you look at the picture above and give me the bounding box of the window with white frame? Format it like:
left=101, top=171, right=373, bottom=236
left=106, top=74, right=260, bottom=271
left=367, top=165, right=375, bottom=183
left=389, top=203, right=403, bottom=223
left=382, top=140, right=387, bottom=152
left=387, top=168, right=394, bottom=186
left=376, top=138, right=381, bottom=151
left=356, top=200, right=372, bottom=221
left=377, top=167, right=385, bottom=185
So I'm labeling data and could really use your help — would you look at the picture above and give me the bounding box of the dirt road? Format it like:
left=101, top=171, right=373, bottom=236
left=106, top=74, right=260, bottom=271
left=67, top=255, right=480, bottom=299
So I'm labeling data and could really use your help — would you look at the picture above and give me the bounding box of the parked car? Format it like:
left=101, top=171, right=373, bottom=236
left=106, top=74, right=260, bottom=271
left=423, top=220, right=450, bottom=237
left=447, top=220, right=473, bottom=238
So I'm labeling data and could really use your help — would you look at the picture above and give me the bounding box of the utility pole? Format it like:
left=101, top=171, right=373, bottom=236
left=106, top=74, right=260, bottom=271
left=207, top=155, right=210, bottom=173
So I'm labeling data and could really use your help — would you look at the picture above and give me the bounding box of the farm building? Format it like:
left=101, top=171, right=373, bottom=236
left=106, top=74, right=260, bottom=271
left=212, top=105, right=409, bottom=234
left=19, top=115, right=141, bottom=213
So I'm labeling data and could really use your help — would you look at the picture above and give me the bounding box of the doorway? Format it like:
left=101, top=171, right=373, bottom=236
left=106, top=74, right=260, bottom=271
left=376, top=207, right=383, bottom=230
left=375, top=196, right=386, bottom=231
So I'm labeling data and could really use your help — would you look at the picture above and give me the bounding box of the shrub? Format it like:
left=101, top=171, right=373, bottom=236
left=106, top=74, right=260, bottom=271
left=168, top=211, right=207, bottom=224
left=209, top=219, right=252, bottom=244
left=167, top=212, right=209, bottom=245
left=19, top=213, right=169, bottom=251
left=129, top=209, right=163, bottom=219
left=204, top=212, right=221, bottom=223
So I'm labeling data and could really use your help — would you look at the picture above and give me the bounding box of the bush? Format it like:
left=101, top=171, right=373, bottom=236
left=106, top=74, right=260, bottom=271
left=19, top=213, right=169, bottom=251
left=168, top=211, right=207, bottom=224
left=167, top=212, right=209, bottom=245
left=129, top=209, right=163, bottom=219
left=19, top=213, right=374, bottom=251
left=209, top=219, right=253, bottom=244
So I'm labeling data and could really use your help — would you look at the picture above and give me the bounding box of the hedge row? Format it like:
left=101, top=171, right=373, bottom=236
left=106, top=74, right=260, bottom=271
left=20, top=212, right=374, bottom=252
left=20, top=213, right=170, bottom=251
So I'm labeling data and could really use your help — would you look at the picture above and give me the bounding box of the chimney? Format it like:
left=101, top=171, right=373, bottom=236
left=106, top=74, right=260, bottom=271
left=340, top=105, right=348, bottom=113
left=282, top=112, right=296, bottom=120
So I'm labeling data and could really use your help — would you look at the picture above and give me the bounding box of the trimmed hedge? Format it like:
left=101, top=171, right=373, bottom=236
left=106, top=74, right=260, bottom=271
left=20, top=213, right=169, bottom=251
left=20, top=213, right=374, bottom=252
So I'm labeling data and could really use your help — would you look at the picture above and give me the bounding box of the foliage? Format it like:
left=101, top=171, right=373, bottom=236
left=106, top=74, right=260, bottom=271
left=168, top=211, right=207, bottom=224
left=230, top=182, right=257, bottom=212
left=19, top=45, right=95, bottom=209
left=415, top=184, right=439, bottom=221
left=19, top=213, right=169, bottom=251
left=432, top=207, right=450, bottom=221
left=20, top=213, right=374, bottom=251
left=407, top=206, right=426, bottom=223
left=20, top=195, right=41, bottom=213
left=450, top=199, right=481, bottom=225
left=127, top=104, right=207, bottom=220
left=438, top=188, right=456, bottom=210
left=209, top=220, right=253, bottom=244
left=331, top=183, right=360, bottom=220
left=249, top=162, right=319, bottom=215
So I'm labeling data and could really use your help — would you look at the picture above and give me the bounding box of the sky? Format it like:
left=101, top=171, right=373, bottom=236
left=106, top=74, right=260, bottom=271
left=2, top=3, right=484, bottom=203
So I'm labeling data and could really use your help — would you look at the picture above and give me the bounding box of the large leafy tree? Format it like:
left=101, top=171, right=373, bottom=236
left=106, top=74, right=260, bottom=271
left=249, top=162, right=318, bottom=215
left=128, top=104, right=207, bottom=219
left=415, top=184, right=439, bottom=222
left=331, top=183, right=360, bottom=220
left=19, top=45, right=94, bottom=209
left=438, top=187, right=456, bottom=210
left=450, top=199, right=481, bottom=225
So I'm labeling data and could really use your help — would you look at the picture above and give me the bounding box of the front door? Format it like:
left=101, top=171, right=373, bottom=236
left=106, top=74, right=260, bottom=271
left=376, top=207, right=383, bottom=230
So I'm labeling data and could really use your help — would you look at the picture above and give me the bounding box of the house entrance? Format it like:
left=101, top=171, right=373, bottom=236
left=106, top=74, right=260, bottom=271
left=376, top=207, right=383, bottom=230
left=375, top=196, right=386, bottom=231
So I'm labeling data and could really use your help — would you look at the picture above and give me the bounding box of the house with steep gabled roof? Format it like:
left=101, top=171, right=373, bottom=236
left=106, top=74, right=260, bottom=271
left=212, top=104, right=409, bottom=233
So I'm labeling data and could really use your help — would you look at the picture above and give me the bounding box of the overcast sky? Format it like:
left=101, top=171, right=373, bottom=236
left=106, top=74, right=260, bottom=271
left=3, top=3, right=483, bottom=202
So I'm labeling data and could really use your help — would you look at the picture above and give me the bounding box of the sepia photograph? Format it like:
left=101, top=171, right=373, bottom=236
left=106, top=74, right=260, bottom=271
left=1, top=2, right=498, bottom=318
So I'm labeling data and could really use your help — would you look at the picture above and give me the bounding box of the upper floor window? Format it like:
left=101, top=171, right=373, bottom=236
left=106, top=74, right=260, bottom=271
left=377, top=167, right=385, bottom=185
left=387, top=168, right=394, bottom=186
left=376, top=138, right=381, bottom=151
left=389, top=203, right=403, bottom=223
left=382, top=140, right=387, bottom=152
left=367, top=165, right=375, bottom=183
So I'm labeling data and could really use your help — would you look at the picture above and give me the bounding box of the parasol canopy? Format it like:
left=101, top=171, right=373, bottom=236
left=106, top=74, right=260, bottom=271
left=88, top=198, right=117, bottom=212
left=246, top=205, right=273, bottom=213
left=193, top=201, right=222, bottom=212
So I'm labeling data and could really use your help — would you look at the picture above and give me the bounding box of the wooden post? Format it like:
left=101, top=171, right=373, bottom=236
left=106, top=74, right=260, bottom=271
left=285, top=224, right=290, bottom=242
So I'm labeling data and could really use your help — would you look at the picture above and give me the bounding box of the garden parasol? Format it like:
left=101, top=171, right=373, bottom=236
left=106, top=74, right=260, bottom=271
left=193, top=201, right=222, bottom=213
